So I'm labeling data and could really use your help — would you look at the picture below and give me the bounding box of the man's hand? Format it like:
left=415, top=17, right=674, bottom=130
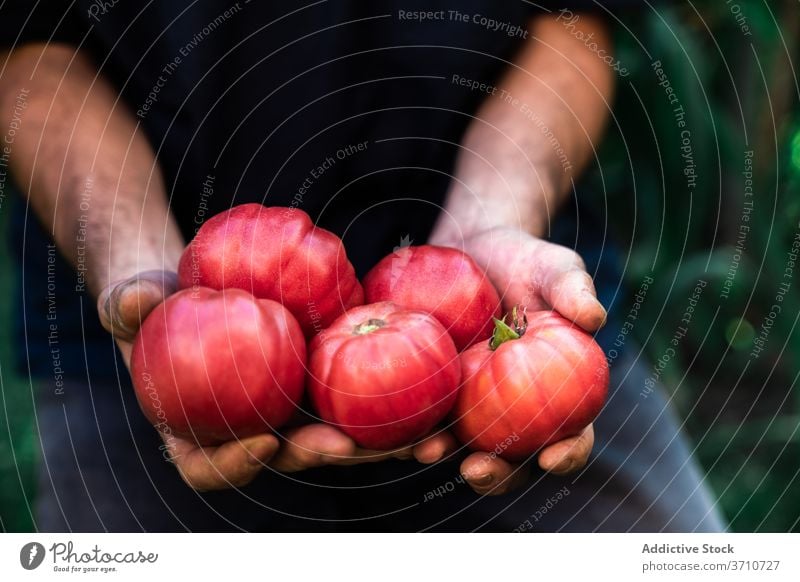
left=431, top=226, right=606, bottom=495
left=426, top=11, right=615, bottom=495
left=462, top=226, right=607, bottom=331
left=98, top=271, right=457, bottom=491
left=155, top=423, right=456, bottom=492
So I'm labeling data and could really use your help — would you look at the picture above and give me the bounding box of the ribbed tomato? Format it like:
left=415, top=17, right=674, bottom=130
left=453, top=309, right=608, bottom=460
left=307, top=302, right=461, bottom=450
left=177, top=203, right=363, bottom=337
left=131, top=288, right=306, bottom=444
left=363, top=244, right=501, bottom=351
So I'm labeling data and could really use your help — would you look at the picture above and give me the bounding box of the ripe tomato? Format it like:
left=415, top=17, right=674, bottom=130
left=178, top=203, right=363, bottom=337
left=307, top=302, right=461, bottom=450
left=452, top=309, right=608, bottom=460
left=363, top=244, right=501, bottom=351
left=131, top=288, right=306, bottom=444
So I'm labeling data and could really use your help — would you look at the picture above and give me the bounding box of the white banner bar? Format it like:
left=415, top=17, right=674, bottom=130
left=1, top=533, right=797, bottom=580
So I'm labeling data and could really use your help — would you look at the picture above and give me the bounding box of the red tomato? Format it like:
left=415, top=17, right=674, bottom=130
left=307, top=302, right=461, bottom=450
left=178, top=203, right=363, bottom=337
left=452, top=309, right=608, bottom=460
left=363, top=244, right=501, bottom=351
left=131, top=288, right=306, bottom=444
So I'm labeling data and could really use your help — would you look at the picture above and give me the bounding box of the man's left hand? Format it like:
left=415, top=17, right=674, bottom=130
left=431, top=225, right=607, bottom=495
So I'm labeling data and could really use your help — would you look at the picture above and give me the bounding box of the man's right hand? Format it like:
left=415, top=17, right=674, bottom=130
left=97, top=271, right=457, bottom=491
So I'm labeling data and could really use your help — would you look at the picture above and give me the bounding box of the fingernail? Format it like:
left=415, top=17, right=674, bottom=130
left=111, top=283, right=138, bottom=334
left=468, top=473, right=494, bottom=486
left=553, top=458, right=574, bottom=474
left=98, top=286, right=117, bottom=325
left=586, top=291, right=604, bottom=306
left=415, top=450, right=439, bottom=464
left=318, top=452, right=345, bottom=464
left=583, top=291, right=607, bottom=328
left=598, top=307, right=608, bottom=328
left=247, top=454, right=265, bottom=466
left=246, top=442, right=270, bottom=465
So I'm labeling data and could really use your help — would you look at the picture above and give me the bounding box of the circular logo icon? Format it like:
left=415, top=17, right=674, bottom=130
left=19, top=542, right=46, bottom=570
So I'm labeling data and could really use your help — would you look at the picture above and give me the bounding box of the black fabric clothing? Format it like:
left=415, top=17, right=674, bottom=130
left=5, top=0, right=635, bottom=379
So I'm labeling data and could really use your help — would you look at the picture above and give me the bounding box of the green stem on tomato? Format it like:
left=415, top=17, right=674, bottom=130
left=353, top=319, right=386, bottom=335
left=488, top=306, right=529, bottom=350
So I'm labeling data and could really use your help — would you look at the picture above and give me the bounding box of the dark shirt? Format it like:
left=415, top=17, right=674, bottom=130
left=2, top=1, right=633, bottom=381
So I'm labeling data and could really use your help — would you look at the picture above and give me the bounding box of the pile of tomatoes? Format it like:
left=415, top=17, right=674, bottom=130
left=131, top=203, right=609, bottom=460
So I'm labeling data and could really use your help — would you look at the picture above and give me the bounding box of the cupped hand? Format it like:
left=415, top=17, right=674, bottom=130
left=430, top=225, right=606, bottom=495
left=156, top=423, right=457, bottom=492
left=459, top=425, right=595, bottom=495
left=97, top=271, right=457, bottom=491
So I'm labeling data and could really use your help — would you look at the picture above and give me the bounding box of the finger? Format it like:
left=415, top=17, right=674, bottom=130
left=537, top=424, right=595, bottom=476
left=173, top=434, right=280, bottom=491
left=460, top=452, right=530, bottom=496
left=98, top=270, right=179, bottom=341
left=343, top=432, right=460, bottom=465
left=542, top=267, right=607, bottom=332
left=332, top=445, right=415, bottom=465
left=326, top=437, right=420, bottom=466
left=269, top=424, right=357, bottom=472
left=412, top=431, right=458, bottom=464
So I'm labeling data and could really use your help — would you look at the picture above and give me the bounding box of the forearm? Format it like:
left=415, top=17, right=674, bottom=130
left=0, top=43, right=183, bottom=296
left=432, top=13, right=614, bottom=243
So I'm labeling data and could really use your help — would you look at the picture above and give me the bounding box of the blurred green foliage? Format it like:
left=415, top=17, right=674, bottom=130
left=0, top=202, right=36, bottom=532
left=593, top=0, right=799, bottom=531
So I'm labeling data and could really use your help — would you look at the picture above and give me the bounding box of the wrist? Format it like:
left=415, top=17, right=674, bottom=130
left=75, top=197, right=184, bottom=298
left=432, top=142, right=562, bottom=245
left=430, top=179, right=553, bottom=246
left=89, top=235, right=183, bottom=296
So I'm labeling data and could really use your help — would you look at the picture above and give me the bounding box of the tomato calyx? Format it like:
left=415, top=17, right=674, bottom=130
left=353, top=318, right=387, bottom=335
left=489, top=306, right=528, bottom=350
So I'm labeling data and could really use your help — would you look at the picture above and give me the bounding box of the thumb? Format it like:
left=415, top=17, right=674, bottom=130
left=97, top=270, right=179, bottom=342
left=541, top=267, right=607, bottom=332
